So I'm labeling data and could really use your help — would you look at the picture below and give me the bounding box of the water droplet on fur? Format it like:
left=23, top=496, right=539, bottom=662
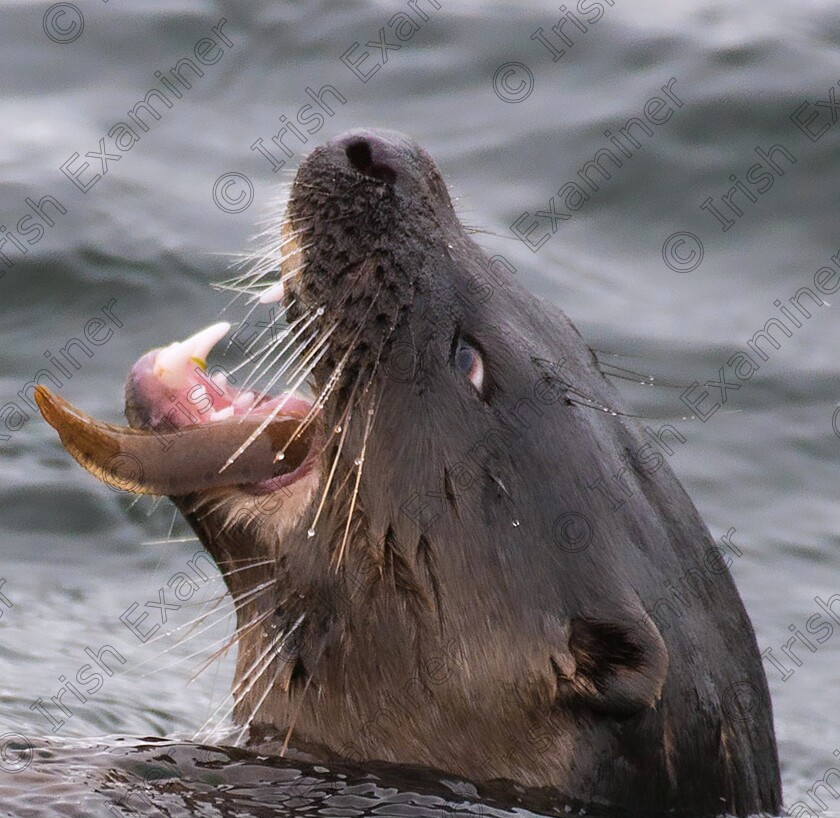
left=307, top=528, right=316, bottom=538
left=354, top=457, right=364, bottom=466
left=333, top=425, right=342, bottom=433
left=275, top=452, right=285, bottom=461
left=610, top=411, right=618, bottom=416
left=316, top=306, right=325, bottom=316
left=367, top=408, right=374, bottom=416
left=512, top=519, right=520, bottom=527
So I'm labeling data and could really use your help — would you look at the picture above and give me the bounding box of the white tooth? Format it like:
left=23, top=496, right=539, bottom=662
left=258, top=281, right=285, bottom=304
left=233, top=391, right=256, bottom=409
left=153, top=322, right=231, bottom=384
left=182, top=322, right=231, bottom=361
left=210, top=406, right=235, bottom=421
left=211, top=371, right=229, bottom=389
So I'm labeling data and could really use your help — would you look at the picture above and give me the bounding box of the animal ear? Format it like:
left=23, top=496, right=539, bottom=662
left=551, top=614, right=669, bottom=717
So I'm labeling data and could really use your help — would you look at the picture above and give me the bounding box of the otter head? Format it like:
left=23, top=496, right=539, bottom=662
left=47, top=130, right=779, bottom=814
left=117, top=130, right=673, bottom=775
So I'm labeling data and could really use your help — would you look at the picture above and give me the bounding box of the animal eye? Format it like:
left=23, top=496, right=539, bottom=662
left=453, top=339, right=484, bottom=393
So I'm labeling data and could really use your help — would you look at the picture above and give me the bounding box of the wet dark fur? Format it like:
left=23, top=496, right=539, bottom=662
left=165, top=130, right=781, bottom=815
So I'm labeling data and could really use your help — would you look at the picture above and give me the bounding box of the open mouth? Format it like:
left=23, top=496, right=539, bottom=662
left=37, top=322, right=319, bottom=497
left=126, top=321, right=319, bottom=494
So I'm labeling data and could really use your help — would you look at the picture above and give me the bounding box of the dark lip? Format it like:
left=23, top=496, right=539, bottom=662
left=242, top=433, right=320, bottom=495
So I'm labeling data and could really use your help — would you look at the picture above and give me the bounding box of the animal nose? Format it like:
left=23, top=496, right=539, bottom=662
left=335, top=131, right=401, bottom=184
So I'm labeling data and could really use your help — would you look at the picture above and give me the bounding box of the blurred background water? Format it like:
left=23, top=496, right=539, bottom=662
left=1, top=0, right=840, bottom=814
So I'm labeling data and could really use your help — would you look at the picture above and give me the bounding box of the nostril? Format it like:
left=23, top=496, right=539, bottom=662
left=345, top=139, right=398, bottom=184
left=345, top=139, right=372, bottom=171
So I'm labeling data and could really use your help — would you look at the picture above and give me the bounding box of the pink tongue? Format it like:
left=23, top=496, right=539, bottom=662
left=127, top=322, right=312, bottom=430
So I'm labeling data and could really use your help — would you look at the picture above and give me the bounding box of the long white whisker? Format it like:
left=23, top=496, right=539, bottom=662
left=335, top=387, right=380, bottom=568
left=233, top=665, right=283, bottom=745
left=252, top=330, right=319, bottom=398
left=276, top=352, right=344, bottom=456
left=227, top=309, right=312, bottom=380
left=259, top=323, right=335, bottom=398
left=238, top=315, right=320, bottom=393
left=220, top=342, right=331, bottom=472
left=185, top=608, right=276, bottom=684
left=137, top=617, right=241, bottom=679
left=197, top=614, right=304, bottom=741
left=310, top=408, right=351, bottom=535
left=195, top=628, right=286, bottom=740
left=142, top=577, right=276, bottom=648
